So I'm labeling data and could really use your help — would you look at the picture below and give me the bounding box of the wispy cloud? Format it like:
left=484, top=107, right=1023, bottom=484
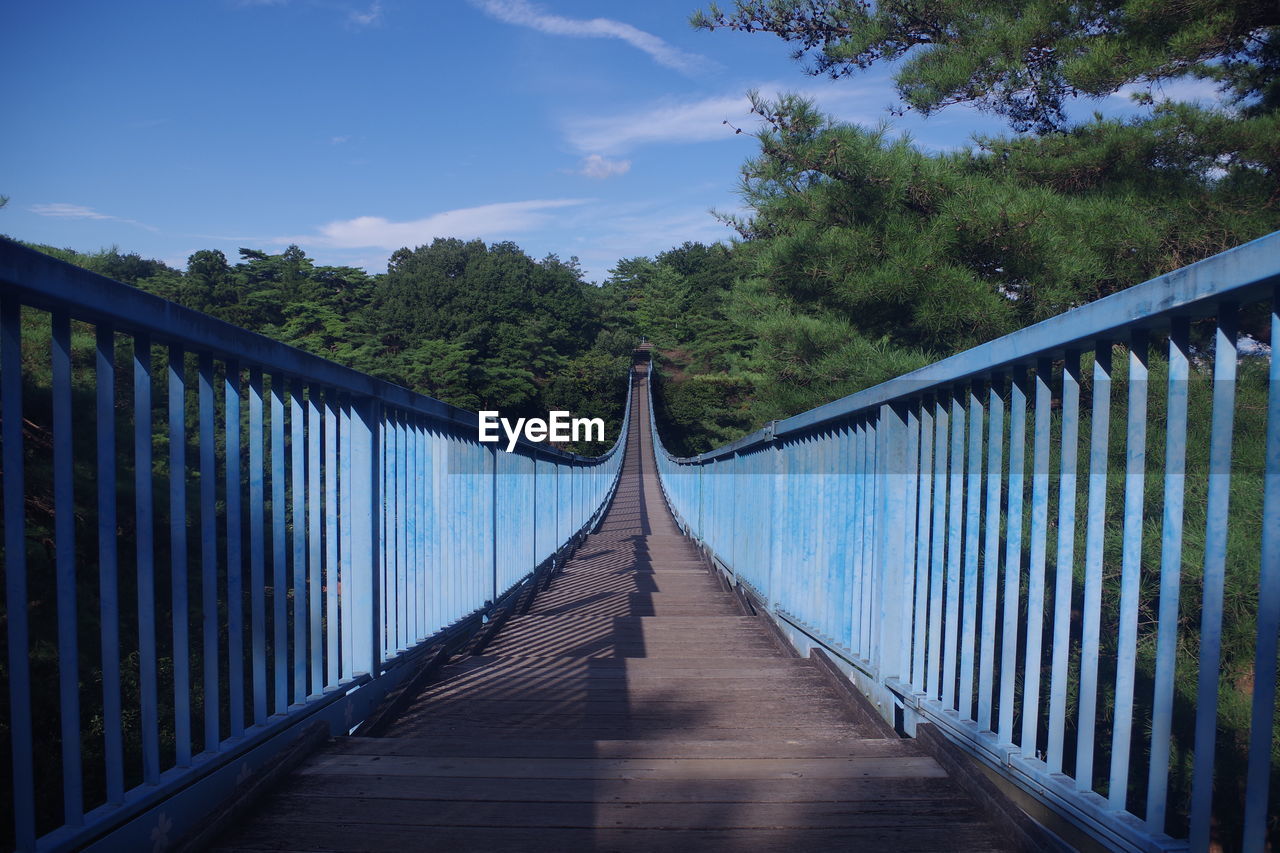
left=559, top=201, right=736, bottom=281
left=235, top=0, right=383, bottom=25
left=348, top=1, right=382, bottom=27
left=279, top=199, right=590, bottom=250
left=470, top=0, right=711, bottom=74
left=577, top=155, right=631, bottom=179
left=564, top=84, right=883, bottom=154
left=566, top=94, right=749, bottom=154
left=330, top=135, right=351, bottom=145
left=30, top=203, right=159, bottom=232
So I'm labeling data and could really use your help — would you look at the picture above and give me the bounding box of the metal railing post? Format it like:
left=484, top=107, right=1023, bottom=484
left=350, top=397, right=382, bottom=678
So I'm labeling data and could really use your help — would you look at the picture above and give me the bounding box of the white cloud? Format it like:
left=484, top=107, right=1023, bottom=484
left=566, top=94, right=750, bottom=154
left=348, top=1, right=382, bottom=26
left=470, top=0, right=711, bottom=74
left=280, top=199, right=590, bottom=250
left=29, top=203, right=158, bottom=232
left=577, top=155, right=631, bottom=179
left=31, top=203, right=113, bottom=220
left=559, top=202, right=737, bottom=282
left=563, top=84, right=882, bottom=155
left=330, top=135, right=351, bottom=145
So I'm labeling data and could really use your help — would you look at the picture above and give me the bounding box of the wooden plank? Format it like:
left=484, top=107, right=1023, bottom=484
left=328, top=736, right=909, bottom=759
left=278, top=771, right=960, bottom=803
left=448, top=656, right=817, bottom=674
left=413, top=678, right=842, bottom=697
left=372, top=697, right=860, bottom=719
left=259, top=795, right=988, bottom=829
left=215, top=823, right=1006, bottom=853
left=299, top=754, right=950, bottom=781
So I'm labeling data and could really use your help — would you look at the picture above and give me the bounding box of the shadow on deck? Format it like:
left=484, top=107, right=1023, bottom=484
left=212, top=370, right=1045, bottom=852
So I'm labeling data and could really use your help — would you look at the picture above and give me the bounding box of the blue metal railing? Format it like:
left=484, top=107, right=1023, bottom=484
left=0, top=238, right=629, bottom=852
left=651, top=232, right=1280, bottom=852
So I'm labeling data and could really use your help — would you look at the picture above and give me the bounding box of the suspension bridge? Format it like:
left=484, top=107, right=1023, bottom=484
left=0, top=234, right=1277, bottom=851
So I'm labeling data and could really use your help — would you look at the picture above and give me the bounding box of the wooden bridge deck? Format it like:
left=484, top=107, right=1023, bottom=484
left=214, top=369, right=1016, bottom=852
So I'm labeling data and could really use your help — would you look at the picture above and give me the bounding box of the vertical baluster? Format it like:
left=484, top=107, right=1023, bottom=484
left=489, top=444, right=498, bottom=608
left=1022, top=358, right=1053, bottom=757
left=879, top=402, right=912, bottom=681
left=307, top=387, right=322, bottom=696
left=2, top=298, right=35, bottom=848
left=803, top=437, right=818, bottom=628
left=863, top=418, right=879, bottom=655
left=811, top=437, right=825, bottom=633
left=1189, top=306, right=1238, bottom=845
left=199, top=354, right=218, bottom=751
left=1047, top=352, right=1080, bottom=772
left=439, top=428, right=450, bottom=626
left=928, top=398, right=948, bottom=700
left=134, top=332, right=161, bottom=781
left=325, top=392, right=339, bottom=687
left=52, top=312, right=83, bottom=822
left=824, top=430, right=846, bottom=642
left=340, top=398, right=354, bottom=680
left=1110, top=332, right=1149, bottom=810
left=389, top=418, right=398, bottom=654
left=821, top=431, right=836, bottom=639
left=900, top=407, right=921, bottom=676
left=407, top=419, right=419, bottom=643
left=249, top=367, right=267, bottom=725
left=381, top=417, right=393, bottom=657
left=169, top=344, right=191, bottom=766
left=271, top=374, right=287, bottom=714
left=1243, top=288, right=1280, bottom=849
left=454, top=431, right=464, bottom=613
left=97, top=326, right=125, bottom=803
left=226, top=362, right=245, bottom=738
left=978, top=375, right=1004, bottom=732
left=1076, top=344, right=1112, bottom=792
left=960, top=382, right=984, bottom=720
left=912, top=402, right=934, bottom=691
left=427, top=422, right=437, bottom=635
left=530, top=449, right=538, bottom=604
left=1146, top=319, right=1189, bottom=832
left=847, top=424, right=864, bottom=651
left=291, top=382, right=307, bottom=704
left=943, top=390, right=965, bottom=711
left=839, top=424, right=855, bottom=654
left=999, top=368, right=1027, bottom=745
left=350, top=398, right=380, bottom=676
left=839, top=432, right=849, bottom=645
left=399, top=417, right=409, bottom=649
left=461, top=436, right=473, bottom=610
left=840, top=426, right=855, bottom=646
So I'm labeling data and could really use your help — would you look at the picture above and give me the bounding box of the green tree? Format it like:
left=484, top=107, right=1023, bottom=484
left=707, top=91, right=1280, bottom=420
left=692, top=0, right=1280, bottom=132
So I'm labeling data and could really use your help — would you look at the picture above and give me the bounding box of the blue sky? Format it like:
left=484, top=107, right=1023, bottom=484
left=1, top=0, right=1218, bottom=284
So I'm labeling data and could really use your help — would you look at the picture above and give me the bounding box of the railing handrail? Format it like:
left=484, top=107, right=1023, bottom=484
left=0, top=238, right=633, bottom=852
left=649, top=231, right=1280, bottom=853
left=0, top=237, right=611, bottom=462
left=667, top=229, right=1280, bottom=463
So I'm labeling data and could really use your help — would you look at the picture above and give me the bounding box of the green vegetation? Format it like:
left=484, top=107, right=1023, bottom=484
left=21, top=238, right=630, bottom=454
left=692, top=0, right=1280, bottom=133
left=3, top=0, right=1278, bottom=846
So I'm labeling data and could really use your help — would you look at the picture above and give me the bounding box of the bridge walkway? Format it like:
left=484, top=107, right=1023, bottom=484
left=214, top=368, right=1016, bottom=852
